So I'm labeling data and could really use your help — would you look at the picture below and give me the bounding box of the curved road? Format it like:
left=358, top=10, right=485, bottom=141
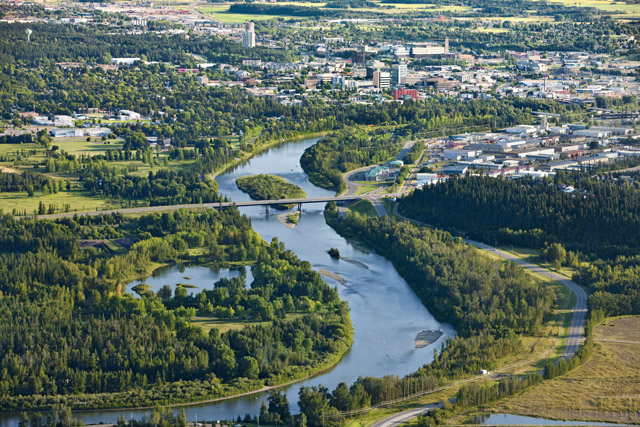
left=465, top=240, right=587, bottom=358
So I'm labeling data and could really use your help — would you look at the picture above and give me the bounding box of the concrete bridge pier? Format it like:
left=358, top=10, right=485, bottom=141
left=297, top=203, right=302, bottom=215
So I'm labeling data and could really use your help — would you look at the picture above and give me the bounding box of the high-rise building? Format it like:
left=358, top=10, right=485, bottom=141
left=242, top=22, right=256, bottom=48
left=373, top=71, right=391, bottom=89
left=392, top=63, right=408, bottom=85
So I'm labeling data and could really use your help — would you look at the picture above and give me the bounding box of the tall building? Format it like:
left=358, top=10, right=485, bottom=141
left=392, top=63, right=408, bottom=85
left=242, top=22, right=256, bottom=48
left=373, top=71, right=391, bottom=89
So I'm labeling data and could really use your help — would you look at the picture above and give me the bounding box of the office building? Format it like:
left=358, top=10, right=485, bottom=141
left=373, top=71, right=391, bottom=89
left=392, top=63, right=408, bottom=85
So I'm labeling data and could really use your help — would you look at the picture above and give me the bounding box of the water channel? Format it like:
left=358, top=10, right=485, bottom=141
left=0, top=138, right=454, bottom=427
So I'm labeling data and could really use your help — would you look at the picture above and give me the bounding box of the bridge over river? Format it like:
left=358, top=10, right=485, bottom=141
left=34, top=194, right=395, bottom=220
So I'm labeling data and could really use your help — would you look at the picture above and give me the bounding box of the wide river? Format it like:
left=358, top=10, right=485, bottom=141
left=0, top=138, right=454, bottom=427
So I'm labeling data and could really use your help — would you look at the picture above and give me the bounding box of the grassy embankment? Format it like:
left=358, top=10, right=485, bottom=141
left=487, top=316, right=640, bottom=425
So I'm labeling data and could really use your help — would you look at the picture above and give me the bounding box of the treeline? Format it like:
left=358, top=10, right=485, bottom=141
left=301, top=128, right=402, bottom=192
left=0, top=22, right=296, bottom=67
left=380, top=0, right=610, bottom=20
left=326, top=207, right=552, bottom=339
left=81, top=166, right=221, bottom=206
left=236, top=174, right=306, bottom=210
left=0, top=209, right=352, bottom=410
left=228, top=3, right=379, bottom=17
left=0, top=133, right=33, bottom=144
left=0, top=171, right=54, bottom=194
left=402, top=142, right=423, bottom=165
left=575, top=256, right=640, bottom=316
left=398, top=175, right=640, bottom=259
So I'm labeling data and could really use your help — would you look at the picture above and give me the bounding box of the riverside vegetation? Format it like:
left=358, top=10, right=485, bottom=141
left=286, top=204, right=565, bottom=427
left=0, top=209, right=352, bottom=411
left=236, top=174, right=306, bottom=210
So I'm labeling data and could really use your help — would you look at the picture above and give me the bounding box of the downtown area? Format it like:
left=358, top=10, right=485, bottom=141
left=0, top=0, right=639, bottom=427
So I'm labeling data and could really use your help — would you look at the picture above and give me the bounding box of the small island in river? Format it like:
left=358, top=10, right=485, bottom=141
left=236, top=174, right=306, bottom=210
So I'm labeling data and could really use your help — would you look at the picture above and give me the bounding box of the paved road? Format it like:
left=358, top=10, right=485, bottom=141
left=343, top=166, right=379, bottom=196
left=369, top=404, right=442, bottom=427
left=395, top=141, right=417, bottom=163
left=465, top=240, right=587, bottom=358
left=358, top=206, right=588, bottom=427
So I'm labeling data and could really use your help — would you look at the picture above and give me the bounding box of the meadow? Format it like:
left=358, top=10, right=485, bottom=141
left=490, top=316, right=640, bottom=424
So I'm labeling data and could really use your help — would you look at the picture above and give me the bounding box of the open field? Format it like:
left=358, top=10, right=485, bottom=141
left=51, top=137, right=124, bottom=155
left=489, top=316, right=640, bottom=424
left=190, top=313, right=304, bottom=334
left=352, top=181, right=390, bottom=196
left=536, top=0, right=640, bottom=15
left=0, top=189, right=110, bottom=215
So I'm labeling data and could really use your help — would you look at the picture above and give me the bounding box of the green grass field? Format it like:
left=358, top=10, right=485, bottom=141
left=0, top=189, right=109, bottom=215
left=535, top=0, right=640, bottom=15
left=347, top=199, right=378, bottom=217
left=352, top=181, right=390, bottom=196
left=190, top=313, right=304, bottom=334
left=51, top=137, right=124, bottom=155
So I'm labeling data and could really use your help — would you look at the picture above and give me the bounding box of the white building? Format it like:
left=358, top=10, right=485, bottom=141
left=110, top=58, right=141, bottom=65
left=242, top=22, right=256, bottom=48
left=118, top=110, right=141, bottom=120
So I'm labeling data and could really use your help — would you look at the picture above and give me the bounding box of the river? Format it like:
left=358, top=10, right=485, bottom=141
left=0, top=138, right=454, bottom=427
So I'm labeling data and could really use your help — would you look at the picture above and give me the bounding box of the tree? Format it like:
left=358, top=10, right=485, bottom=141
left=239, top=356, right=259, bottom=379
left=268, top=391, right=291, bottom=423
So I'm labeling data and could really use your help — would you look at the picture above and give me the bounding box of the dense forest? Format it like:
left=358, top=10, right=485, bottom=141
left=398, top=174, right=640, bottom=318
left=398, top=175, right=640, bottom=259
left=0, top=209, right=352, bottom=410
left=236, top=174, right=306, bottom=210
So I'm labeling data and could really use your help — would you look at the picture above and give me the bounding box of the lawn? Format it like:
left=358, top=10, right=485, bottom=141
left=534, top=0, right=640, bottom=15
left=51, top=137, right=124, bottom=155
left=490, top=316, right=640, bottom=424
left=352, top=181, right=390, bottom=196
left=347, top=199, right=378, bottom=217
